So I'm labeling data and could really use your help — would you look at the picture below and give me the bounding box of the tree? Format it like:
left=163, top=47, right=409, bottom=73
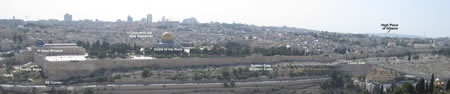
left=93, top=40, right=101, bottom=49
left=32, top=87, right=38, bottom=94
left=425, top=81, right=428, bottom=93
left=133, top=43, right=141, bottom=55
left=142, top=68, right=151, bottom=78
left=320, top=71, right=345, bottom=89
left=416, top=78, right=425, bottom=94
left=402, top=82, right=415, bottom=94
left=388, top=82, right=418, bottom=94
left=407, top=52, right=412, bottom=61
left=391, top=86, right=405, bottom=94
left=113, top=75, right=122, bottom=79
left=223, top=82, right=230, bottom=88
left=438, top=48, right=450, bottom=56
left=193, top=70, right=204, bottom=80
left=84, top=88, right=94, bottom=94
left=446, top=79, right=450, bottom=91
left=390, top=83, right=397, bottom=93
left=430, top=73, right=435, bottom=94
left=230, top=81, right=235, bottom=88
left=221, top=69, right=230, bottom=80
left=35, top=40, right=45, bottom=46
left=84, top=41, right=91, bottom=50
left=95, top=76, right=108, bottom=82
left=96, top=51, right=107, bottom=59
left=413, top=55, right=419, bottom=59
left=334, top=47, right=348, bottom=54
left=101, top=42, right=110, bottom=51
left=330, top=71, right=344, bottom=88
left=3, top=59, right=14, bottom=73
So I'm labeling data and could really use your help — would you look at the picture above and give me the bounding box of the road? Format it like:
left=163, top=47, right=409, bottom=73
left=0, top=77, right=330, bottom=89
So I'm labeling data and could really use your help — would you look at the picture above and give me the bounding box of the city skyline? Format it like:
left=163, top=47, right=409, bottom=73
left=1, top=0, right=449, bottom=38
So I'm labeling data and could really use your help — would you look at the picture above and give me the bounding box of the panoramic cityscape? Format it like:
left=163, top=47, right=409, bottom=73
left=0, top=0, right=450, bottom=94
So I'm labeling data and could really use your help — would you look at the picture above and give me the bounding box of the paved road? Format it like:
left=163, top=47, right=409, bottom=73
left=0, top=77, right=330, bottom=89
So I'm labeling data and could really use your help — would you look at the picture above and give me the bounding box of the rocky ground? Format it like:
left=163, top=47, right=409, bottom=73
left=364, top=54, right=450, bottom=79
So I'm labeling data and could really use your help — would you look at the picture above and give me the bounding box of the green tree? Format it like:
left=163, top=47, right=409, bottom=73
left=96, top=51, right=107, bottom=59
left=84, top=41, right=91, bottom=50
left=113, top=75, right=122, bottom=79
left=193, top=71, right=203, bottom=80
left=230, top=81, right=235, bottom=88
left=221, top=69, right=230, bottom=80
left=84, top=88, right=94, bottom=94
left=390, top=86, right=405, bottom=94
left=438, top=48, right=450, bottom=56
left=320, top=71, right=345, bottom=89
left=142, top=68, right=151, bottom=78
left=402, top=82, right=415, bottom=94
left=93, top=40, right=101, bottom=49
left=223, top=82, right=229, bottom=88
left=36, top=40, right=45, bottom=46
left=413, top=55, right=419, bottom=59
left=95, top=76, right=108, bottom=82
left=430, top=73, right=435, bottom=94
left=416, top=78, right=426, bottom=94
left=330, top=71, right=344, bottom=88
left=133, top=43, right=142, bottom=55
left=5, top=63, right=12, bottom=73
left=3, top=59, right=15, bottom=73
left=32, top=87, right=38, bottom=94
left=446, top=79, right=450, bottom=90
left=407, top=52, right=412, bottom=61
left=425, top=81, right=428, bottom=93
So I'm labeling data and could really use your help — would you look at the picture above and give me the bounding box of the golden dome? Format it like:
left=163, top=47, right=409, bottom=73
left=161, top=32, right=174, bottom=40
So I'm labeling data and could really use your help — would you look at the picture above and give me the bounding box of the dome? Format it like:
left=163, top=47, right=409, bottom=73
left=161, top=32, right=174, bottom=40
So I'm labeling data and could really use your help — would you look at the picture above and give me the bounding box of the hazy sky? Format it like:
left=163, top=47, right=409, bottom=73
left=1, top=0, right=449, bottom=37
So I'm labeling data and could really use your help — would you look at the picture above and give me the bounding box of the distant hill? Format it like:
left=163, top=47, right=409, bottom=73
left=364, top=33, right=424, bottom=39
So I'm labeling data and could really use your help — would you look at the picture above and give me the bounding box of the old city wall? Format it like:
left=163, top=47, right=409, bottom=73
left=36, top=56, right=335, bottom=80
